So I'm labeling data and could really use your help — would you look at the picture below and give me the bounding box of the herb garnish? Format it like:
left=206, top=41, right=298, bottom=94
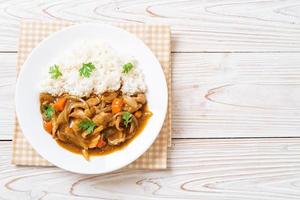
left=49, top=65, right=62, bottom=79
left=78, top=119, right=96, bottom=134
left=122, top=112, right=132, bottom=128
left=122, top=63, right=133, bottom=73
left=79, top=62, right=96, bottom=78
left=43, top=104, right=55, bottom=120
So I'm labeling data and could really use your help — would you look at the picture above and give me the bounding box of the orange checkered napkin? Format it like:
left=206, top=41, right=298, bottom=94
left=12, top=21, right=172, bottom=169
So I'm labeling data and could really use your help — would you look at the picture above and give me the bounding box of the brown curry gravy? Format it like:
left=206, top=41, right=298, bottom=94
left=56, top=105, right=152, bottom=157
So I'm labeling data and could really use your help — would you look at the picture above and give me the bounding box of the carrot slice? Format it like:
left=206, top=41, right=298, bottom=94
left=43, top=121, right=52, bottom=134
left=112, top=98, right=124, bottom=113
left=134, top=111, right=142, bottom=118
left=53, top=97, right=66, bottom=112
left=97, top=139, right=107, bottom=148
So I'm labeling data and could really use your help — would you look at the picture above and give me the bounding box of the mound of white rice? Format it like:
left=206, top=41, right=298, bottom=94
left=40, top=40, right=146, bottom=97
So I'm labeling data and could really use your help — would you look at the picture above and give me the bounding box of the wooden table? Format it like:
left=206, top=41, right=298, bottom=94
left=1, top=1, right=300, bottom=199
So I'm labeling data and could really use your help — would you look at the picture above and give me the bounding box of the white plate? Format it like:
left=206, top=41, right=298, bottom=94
left=15, top=23, right=168, bottom=174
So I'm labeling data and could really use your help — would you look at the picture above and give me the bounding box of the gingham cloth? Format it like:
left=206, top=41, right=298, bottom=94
left=12, top=21, right=171, bottom=169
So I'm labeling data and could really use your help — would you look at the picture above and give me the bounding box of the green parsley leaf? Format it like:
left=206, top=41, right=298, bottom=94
left=43, top=104, right=55, bottom=120
left=49, top=65, right=62, bottom=79
left=79, top=62, right=96, bottom=78
left=122, top=63, right=133, bottom=73
left=122, top=112, right=132, bottom=128
left=78, top=119, right=96, bottom=134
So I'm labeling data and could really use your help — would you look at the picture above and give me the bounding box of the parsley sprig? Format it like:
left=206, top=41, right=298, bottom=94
left=122, top=63, right=133, bottom=73
left=78, top=119, right=96, bottom=134
left=122, top=112, right=132, bottom=128
left=49, top=65, right=62, bottom=79
left=79, top=62, right=96, bottom=78
left=43, top=104, right=55, bottom=120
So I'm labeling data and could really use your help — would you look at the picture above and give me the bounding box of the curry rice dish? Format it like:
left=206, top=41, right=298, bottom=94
left=39, top=41, right=152, bottom=160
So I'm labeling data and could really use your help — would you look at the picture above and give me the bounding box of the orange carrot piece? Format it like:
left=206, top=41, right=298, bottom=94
left=112, top=98, right=124, bottom=113
left=53, top=97, right=66, bottom=111
left=43, top=121, right=52, bottom=134
left=97, top=139, right=106, bottom=148
left=134, top=111, right=142, bottom=118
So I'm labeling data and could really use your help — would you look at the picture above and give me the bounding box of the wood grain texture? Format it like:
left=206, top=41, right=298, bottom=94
left=2, top=52, right=300, bottom=139
left=0, top=139, right=299, bottom=199
left=1, top=1, right=300, bottom=198
left=1, top=0, right=300, bottom=52
left=172, top=52, right=300, bottom=138
left=0, top=53, right=15, bottom=140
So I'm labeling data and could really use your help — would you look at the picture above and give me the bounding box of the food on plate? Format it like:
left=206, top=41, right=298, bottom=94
left=39, top=41, right=152, bottom=160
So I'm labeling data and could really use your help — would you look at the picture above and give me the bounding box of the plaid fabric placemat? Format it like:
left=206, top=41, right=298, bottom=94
left=12, top=21, right=172, bottom=169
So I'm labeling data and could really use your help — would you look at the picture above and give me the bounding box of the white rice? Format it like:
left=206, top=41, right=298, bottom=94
left=40, top=40, right=146, bottom=97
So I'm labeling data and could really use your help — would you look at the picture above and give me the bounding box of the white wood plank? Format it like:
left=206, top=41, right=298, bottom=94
left=0, top=53, right=15, bottom=140
left=2, top=52, right=300, bottom=139
left=1, top=0, right=300, bottom=52
left=0, top=139, right=299, bottom=199
left=172, top=52, right=300, bottom=138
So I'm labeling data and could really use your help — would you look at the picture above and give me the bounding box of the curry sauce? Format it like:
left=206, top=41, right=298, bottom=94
left=56, top=105, right=151, bottom=157
left=40, top=91, right=152, bottom=160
